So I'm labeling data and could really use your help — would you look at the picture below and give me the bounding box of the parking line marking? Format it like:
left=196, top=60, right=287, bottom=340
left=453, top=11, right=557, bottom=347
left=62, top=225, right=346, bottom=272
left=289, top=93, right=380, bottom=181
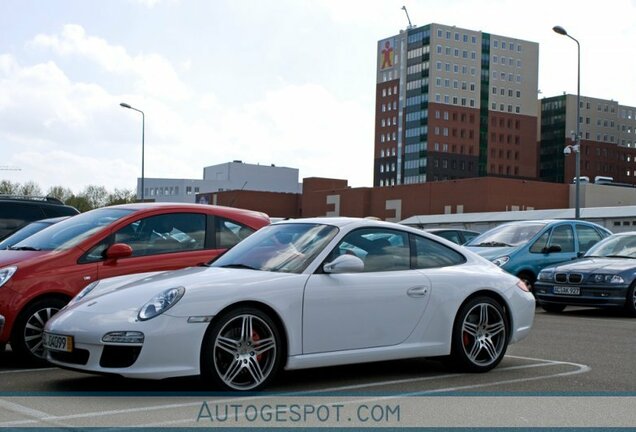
left=0, top=368, right=57, bottom=375
left=0, top=354, right=590, bottom=427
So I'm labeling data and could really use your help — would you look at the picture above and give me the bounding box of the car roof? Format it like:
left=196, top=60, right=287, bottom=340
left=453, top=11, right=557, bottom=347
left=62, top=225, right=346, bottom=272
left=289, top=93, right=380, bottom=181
left=101, top=202, right=269, bottom=219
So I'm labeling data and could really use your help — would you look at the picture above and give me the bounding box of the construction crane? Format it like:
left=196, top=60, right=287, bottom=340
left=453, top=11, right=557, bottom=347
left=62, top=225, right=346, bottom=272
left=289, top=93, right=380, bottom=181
left=0, top=166, right=21, bottom=171
left=401, top=5, right=414, bottom=29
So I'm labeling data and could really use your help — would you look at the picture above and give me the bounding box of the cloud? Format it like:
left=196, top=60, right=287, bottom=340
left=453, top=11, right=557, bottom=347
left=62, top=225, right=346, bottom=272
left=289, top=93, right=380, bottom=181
left=30, top=25, right=191, bottom=101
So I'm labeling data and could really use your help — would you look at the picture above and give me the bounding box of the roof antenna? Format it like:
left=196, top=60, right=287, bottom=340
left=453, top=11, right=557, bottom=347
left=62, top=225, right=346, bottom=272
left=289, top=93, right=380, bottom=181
left=401, top=5, right=414, bottom=29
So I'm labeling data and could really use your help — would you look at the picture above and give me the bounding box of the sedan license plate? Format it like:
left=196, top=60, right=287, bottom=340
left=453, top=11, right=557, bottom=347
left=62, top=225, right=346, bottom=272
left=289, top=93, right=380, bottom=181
left=43, top=332, right=74, bottom=353
left=553, top=285, right=580, bottom=295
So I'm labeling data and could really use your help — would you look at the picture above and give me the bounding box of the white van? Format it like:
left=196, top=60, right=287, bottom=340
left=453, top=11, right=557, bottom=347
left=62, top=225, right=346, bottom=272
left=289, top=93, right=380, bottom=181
left=572, top=176, right=590, bottom=184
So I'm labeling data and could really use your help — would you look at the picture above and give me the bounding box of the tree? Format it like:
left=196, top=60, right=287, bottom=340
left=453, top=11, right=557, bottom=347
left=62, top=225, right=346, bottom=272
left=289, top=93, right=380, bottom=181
left=81, top=185, right=109, bottom=209
left=0, top=180, right=21, bottom=195
left=47, top=186, right=74, bottom=203
left=107, top=188, right=136, bottom=206
left=64, top=195, right=93, bottom=212
left=18, top=181, right=43, bottom=196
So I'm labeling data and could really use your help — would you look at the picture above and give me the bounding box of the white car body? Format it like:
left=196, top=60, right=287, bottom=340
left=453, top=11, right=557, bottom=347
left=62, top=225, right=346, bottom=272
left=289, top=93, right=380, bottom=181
left=45, top=218, right=535, bottom=387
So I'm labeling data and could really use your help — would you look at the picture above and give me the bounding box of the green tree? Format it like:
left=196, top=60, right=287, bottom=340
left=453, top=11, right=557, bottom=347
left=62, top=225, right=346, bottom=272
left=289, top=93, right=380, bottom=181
left=19, top=181, right=43, bottom=197
left=80, top=185, right=109, bottom=209
left=47, top=186, right=74, bottom=202
left=107, top=188, right=136, bottom=205
left=64, top=195, right=93, bottom=212
left=0, top=180, right=21, bottom=194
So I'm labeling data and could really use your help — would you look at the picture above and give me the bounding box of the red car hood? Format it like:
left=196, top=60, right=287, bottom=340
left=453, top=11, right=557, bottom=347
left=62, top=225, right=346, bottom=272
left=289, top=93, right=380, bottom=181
left=0, top=249, right=50, bottom=267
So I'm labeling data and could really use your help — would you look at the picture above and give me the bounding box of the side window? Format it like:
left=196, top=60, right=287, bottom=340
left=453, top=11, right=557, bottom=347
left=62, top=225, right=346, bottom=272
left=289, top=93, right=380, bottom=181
left=82, top=239, right=110, bottom=263
left=216, top=218, right=255, bottom=249
left=0, top=203, right=45, bottom=238
left=576, top=224, right=603, bottom=253
left=463, top=231, right=479, bottom=244
left=328, top=228, right=410, bottom=272
left=529, top=230, right=550, bottom=253
left=413, top=235, right=465, bottom=269
left=117, top=213, right=206, bottom=257
left=435, top=231, right=461, bottom=244
left=549, top=224, right=574, bottom=253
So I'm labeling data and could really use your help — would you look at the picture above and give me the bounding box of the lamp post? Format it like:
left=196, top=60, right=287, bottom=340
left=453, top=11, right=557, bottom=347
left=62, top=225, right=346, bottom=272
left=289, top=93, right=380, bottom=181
left=553, top=25, right=581, bottom=219
left=120, top=102, right=145, bottom=202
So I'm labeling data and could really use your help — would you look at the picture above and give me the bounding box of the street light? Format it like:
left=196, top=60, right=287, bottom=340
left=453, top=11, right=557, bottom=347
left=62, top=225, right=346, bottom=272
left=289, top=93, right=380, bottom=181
left=120, top=102, right=145, bottom=202
left=553, top=25, right=581, bottom=219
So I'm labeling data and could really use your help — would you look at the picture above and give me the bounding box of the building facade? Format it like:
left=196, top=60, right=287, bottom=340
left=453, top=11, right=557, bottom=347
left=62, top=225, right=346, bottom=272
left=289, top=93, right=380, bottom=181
left=138, top=161, right=301, bottom=203
left=374, top=23, right=539, bottom=187
left=539, top=94, right=636, bottom=184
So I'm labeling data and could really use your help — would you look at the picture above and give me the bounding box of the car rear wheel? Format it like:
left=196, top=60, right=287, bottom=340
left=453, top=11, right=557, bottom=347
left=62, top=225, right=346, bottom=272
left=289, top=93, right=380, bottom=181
left=625, top=284, right=636, bottom=317
left=450, top=296, right=508, bottom=372
left=12, top=298, right=67, bottom=363
left=201, top=307, right=283, bottom=391
left=540, top=303, right=566, bottom=313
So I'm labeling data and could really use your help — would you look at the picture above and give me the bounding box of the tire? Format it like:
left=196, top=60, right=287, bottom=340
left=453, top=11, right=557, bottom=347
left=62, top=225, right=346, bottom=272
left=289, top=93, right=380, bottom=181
left=625, top=283, right=636, bottom=317
left=11, top=297, right=67, bottom=363
left=201, top=307, right=283, bottom=391
left=450, top=296, right=509, bottom=373
left=540, top=303, right=566, bottom=313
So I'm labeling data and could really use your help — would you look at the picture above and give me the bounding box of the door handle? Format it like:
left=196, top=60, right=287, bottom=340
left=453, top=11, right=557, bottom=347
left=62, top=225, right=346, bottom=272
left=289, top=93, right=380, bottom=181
left=407, top=286, right=429, bottom=297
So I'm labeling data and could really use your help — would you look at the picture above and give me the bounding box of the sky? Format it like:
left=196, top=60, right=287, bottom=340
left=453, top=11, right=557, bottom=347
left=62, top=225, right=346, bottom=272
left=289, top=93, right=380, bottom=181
left=1, top=0, right=636, bottom=194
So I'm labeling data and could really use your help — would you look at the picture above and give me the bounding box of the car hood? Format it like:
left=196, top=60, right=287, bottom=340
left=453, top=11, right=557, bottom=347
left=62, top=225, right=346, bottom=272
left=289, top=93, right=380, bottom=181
left=0, top=249, right=50, bottom=267
left=65, top=266, right=302, bottom=315
left=466, top=246, right=516, bottom=260
left=547, top=257, right=636, bottom=273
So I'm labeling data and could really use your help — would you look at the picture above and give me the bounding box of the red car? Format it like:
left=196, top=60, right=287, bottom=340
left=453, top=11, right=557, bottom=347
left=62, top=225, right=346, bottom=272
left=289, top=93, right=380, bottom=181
left=0, top=203, right=270, bottom=362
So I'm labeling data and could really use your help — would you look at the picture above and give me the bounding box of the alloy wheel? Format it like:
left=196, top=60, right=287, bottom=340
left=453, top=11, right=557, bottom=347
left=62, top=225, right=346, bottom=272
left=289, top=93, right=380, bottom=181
left=461, top=302, right=506, bottom=367
left=24, top=306, right=61, bottom=359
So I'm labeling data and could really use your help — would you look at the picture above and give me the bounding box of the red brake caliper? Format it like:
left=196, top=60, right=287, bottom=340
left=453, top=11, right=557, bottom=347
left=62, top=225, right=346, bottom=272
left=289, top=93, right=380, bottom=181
left=252, top=331, right=263, bottom=361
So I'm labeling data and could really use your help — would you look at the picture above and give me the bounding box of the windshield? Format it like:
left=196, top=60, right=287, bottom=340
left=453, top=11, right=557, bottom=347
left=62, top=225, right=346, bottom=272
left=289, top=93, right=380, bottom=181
left=10, top=208, right=134, bottom=252
left=212, top=223, right=339, bottom=273
left=0, top=221, right=52, bottom=250
left=467, top=222, right=547, bottom=247
left=585, top=234, right=636, bottom=258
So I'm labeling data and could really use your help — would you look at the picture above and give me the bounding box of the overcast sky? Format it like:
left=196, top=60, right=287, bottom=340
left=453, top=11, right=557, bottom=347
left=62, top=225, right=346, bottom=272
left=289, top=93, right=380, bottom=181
left=2, top=0, right=635, bottom=194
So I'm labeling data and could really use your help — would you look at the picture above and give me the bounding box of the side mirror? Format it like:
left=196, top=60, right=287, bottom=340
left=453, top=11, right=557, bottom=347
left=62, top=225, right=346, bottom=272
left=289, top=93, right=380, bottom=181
left=542, top=244, right=562, bottom=254
left=323, top=255, right=364, bottom=274
left=105, top=243, right=133, bottom=260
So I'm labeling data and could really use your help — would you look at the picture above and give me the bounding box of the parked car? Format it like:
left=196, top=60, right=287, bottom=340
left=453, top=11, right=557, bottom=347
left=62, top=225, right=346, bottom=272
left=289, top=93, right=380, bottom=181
left=534, top=232, right=636, bottom=315
left=426, top=228, right=480, bottom=245
left=0, top=217, right=69, bottom=250
left=44, top=217, right=535, bottom=390
left=0, top=203, right=270, bottom=361
left=465, top=220, right=611, bottom=290
left=0, top=196, right=79, bottom=240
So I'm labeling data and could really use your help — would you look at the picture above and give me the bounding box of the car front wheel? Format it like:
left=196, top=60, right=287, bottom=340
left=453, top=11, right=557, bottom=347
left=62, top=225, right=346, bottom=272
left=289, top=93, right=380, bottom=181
left=540, top=303, right=566, bottom=313
left=625, top=283, right=636, bottom=317
left=450, top=297, right=509, bottom=372
left=12, top=297, right=67, bottom=363
left=201, top=307, right=283, bottom=391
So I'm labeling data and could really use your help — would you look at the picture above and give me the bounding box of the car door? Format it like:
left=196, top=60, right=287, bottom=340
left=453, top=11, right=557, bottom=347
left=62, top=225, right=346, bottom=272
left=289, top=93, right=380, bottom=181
left=86, top=212, right=217, bottom=280
left=302, top=228, right=431, bottom=354
left=528, top=222, right=577, bottom=272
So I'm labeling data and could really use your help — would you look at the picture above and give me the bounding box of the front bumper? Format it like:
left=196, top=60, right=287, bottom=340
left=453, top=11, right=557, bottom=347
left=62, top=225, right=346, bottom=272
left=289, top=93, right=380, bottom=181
left=45, top=310, right=209, bottom=379
left=534, top=283, right=628, bottom=308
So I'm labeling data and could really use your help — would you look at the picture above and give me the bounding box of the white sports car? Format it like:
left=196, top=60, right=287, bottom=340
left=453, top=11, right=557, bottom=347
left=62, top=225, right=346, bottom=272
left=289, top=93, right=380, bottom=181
left=44, top=218, right=535, bottom=391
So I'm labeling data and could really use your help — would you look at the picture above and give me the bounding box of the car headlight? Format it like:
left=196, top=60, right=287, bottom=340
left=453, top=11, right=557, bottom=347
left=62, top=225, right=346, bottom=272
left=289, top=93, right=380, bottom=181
left=68, top=281, right=100, bottom=306
left=0, top=266, right=17, bottom=288
left=491, top=256, right=510, bottom=267
left=138, top=287, right=185, bottom=321
left=537, top=270, right=554, bottom=282
left=591, top=274, right=625, bottom=284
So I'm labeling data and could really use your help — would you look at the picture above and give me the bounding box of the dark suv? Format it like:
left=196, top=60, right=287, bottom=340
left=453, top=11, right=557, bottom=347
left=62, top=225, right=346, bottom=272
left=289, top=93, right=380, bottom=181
left=0, top=196, right=79, bottom=240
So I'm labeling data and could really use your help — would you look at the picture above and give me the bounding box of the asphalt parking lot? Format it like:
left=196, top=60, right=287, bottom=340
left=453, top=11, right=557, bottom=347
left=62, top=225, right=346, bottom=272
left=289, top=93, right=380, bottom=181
left=0, top=307, right=634, bottom=428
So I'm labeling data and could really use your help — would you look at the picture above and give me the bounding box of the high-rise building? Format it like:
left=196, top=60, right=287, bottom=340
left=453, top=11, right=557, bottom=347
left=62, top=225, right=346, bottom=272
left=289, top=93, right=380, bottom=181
left=539, top=94, right=636, bottom=184
left=374, top=23, right=539, bottom=187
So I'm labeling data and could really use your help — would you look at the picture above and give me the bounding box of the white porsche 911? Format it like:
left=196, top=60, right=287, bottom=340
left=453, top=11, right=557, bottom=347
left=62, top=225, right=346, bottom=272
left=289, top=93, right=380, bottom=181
left=44, top=218, right=535, bottom=391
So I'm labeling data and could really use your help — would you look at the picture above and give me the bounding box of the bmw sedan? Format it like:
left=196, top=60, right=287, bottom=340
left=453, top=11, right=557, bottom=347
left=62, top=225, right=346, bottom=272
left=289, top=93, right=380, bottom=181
left=45, top=217, right=535, bottom=391
left=534, top=232, right=636, bottom=315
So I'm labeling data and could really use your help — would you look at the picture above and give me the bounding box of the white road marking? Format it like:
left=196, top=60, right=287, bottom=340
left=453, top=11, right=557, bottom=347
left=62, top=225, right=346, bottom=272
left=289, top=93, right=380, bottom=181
left=0, top=368, right=56, bottom=375
left=0, top=354, right=590, bottom=427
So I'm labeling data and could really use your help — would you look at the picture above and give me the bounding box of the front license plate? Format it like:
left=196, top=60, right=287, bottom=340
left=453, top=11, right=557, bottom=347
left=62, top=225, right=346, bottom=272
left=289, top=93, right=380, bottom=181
left=43, top=332, right=74, bottom=353
left=553, top=285, right=580, bottom=295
